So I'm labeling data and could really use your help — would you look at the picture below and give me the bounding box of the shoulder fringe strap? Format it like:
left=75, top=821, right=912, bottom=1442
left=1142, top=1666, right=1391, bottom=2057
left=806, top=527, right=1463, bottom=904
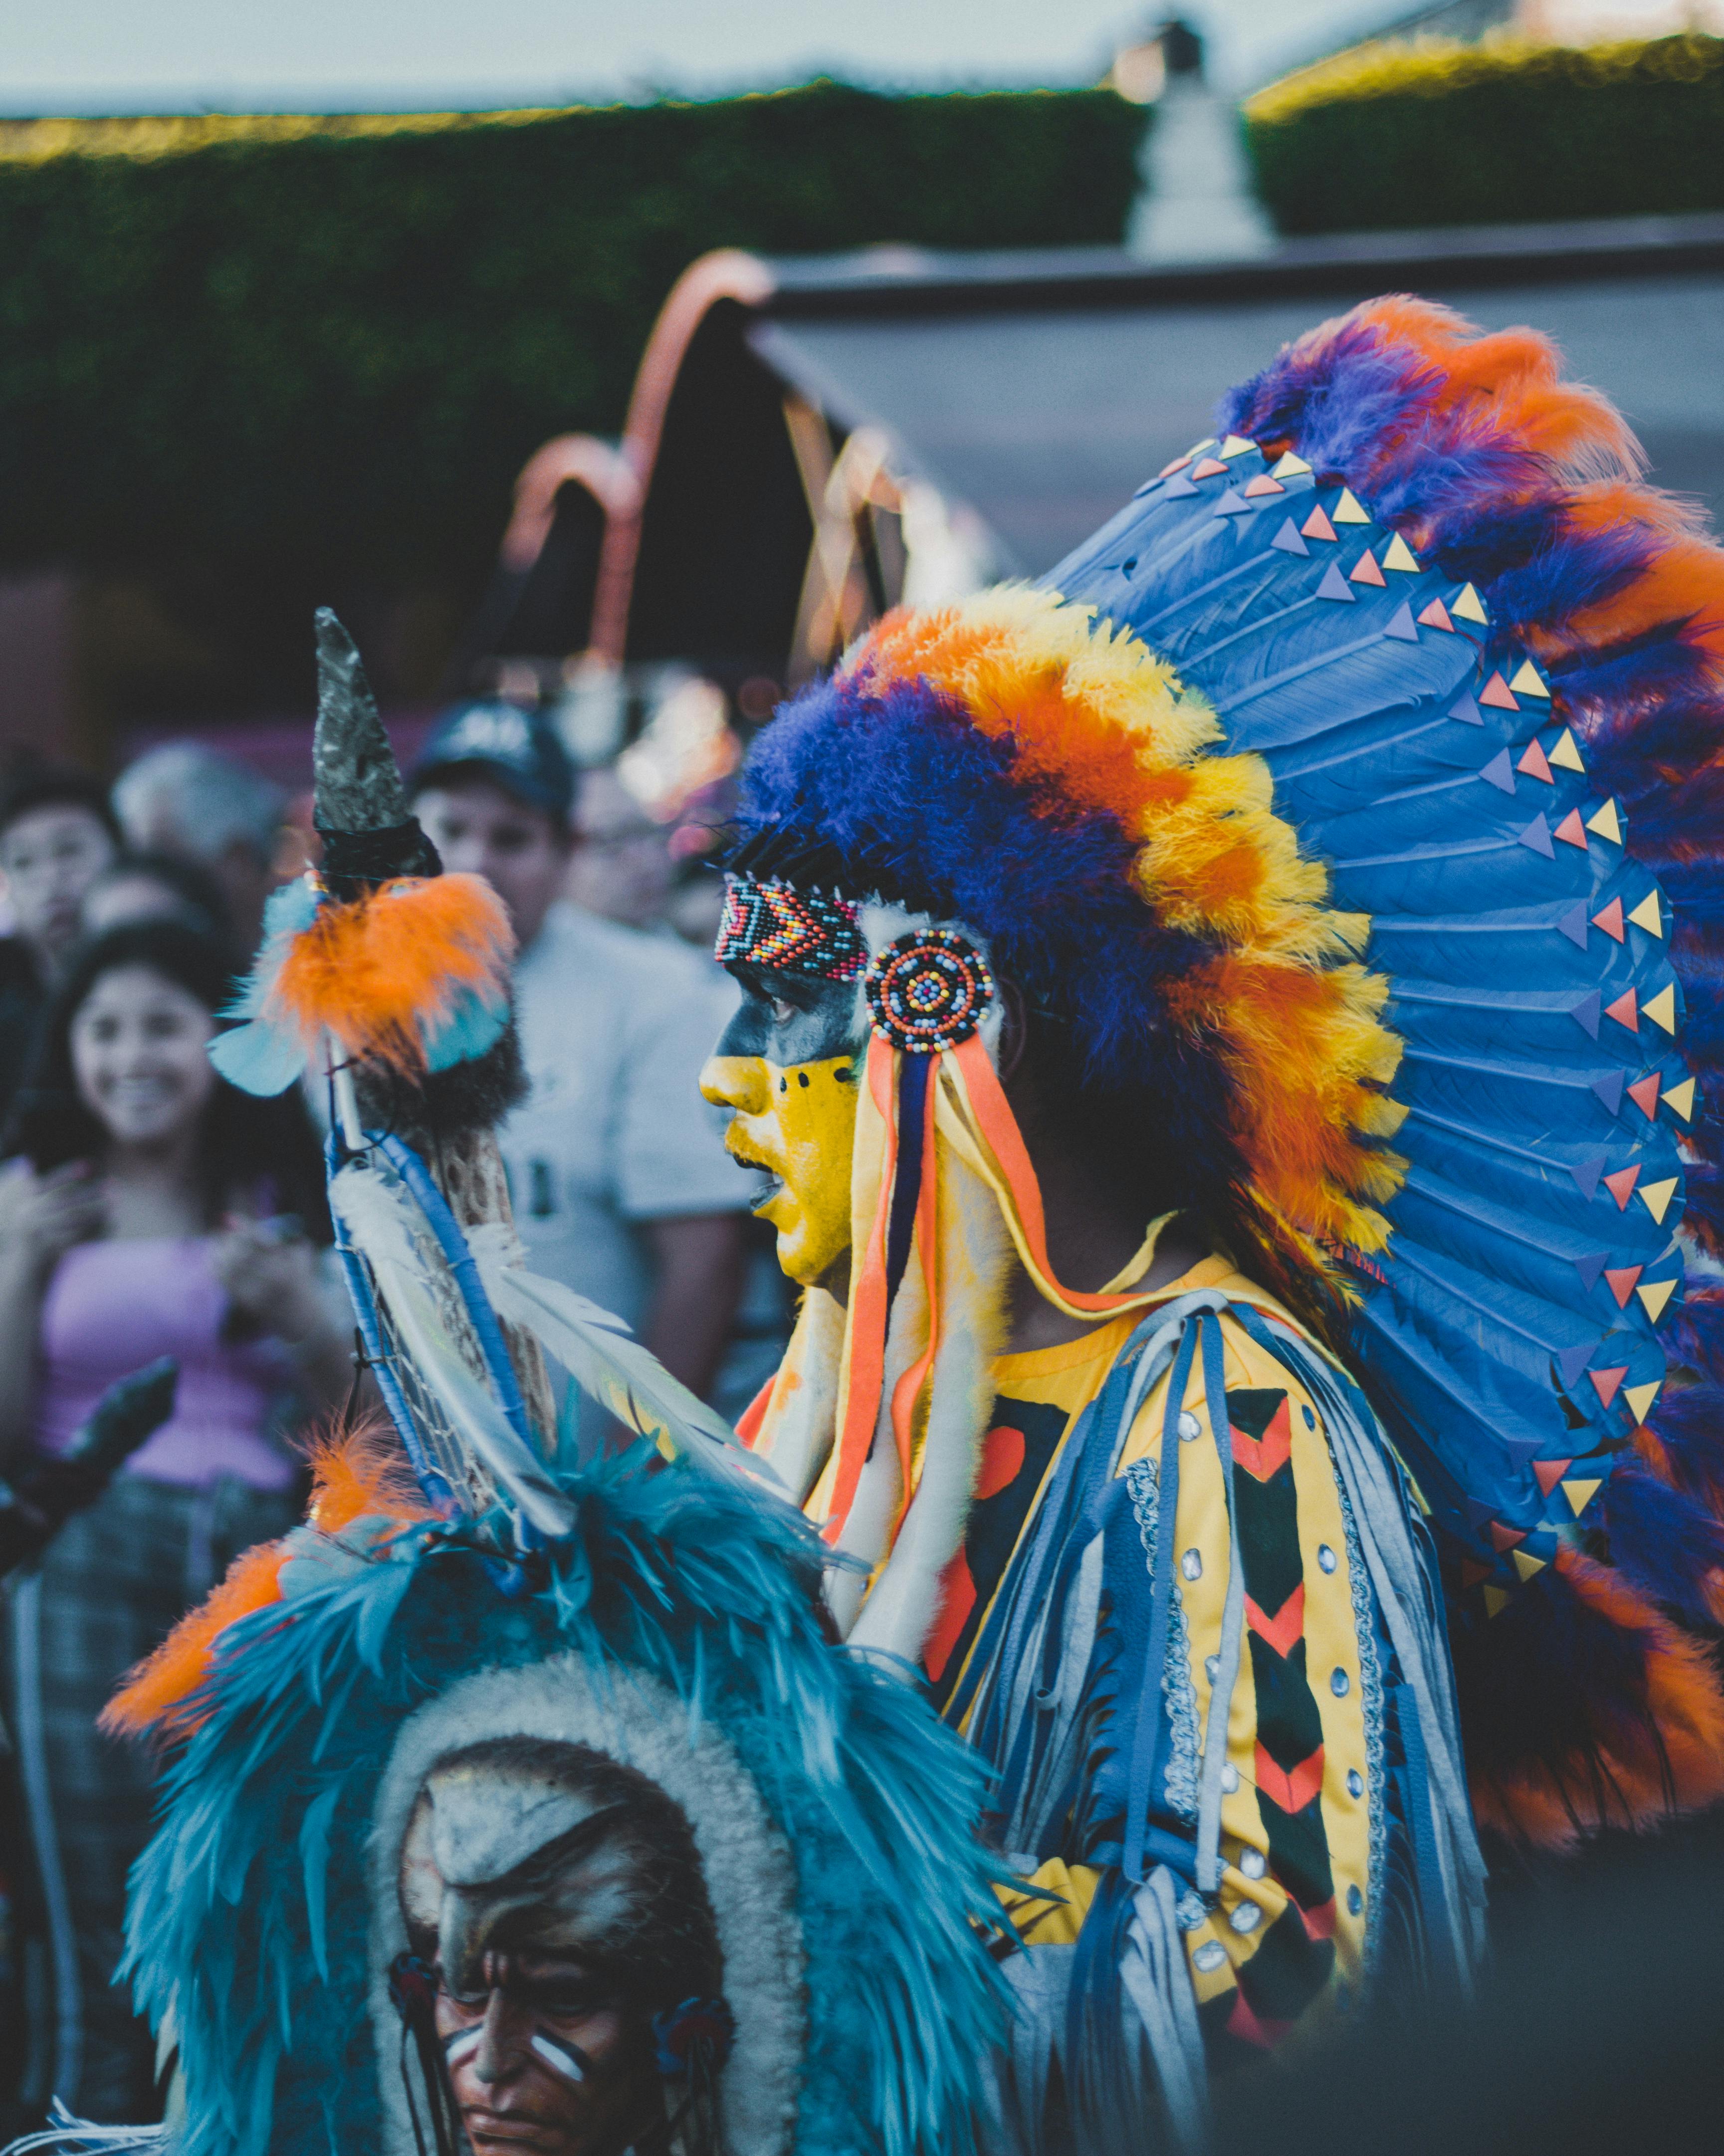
left=970, top=1283, right=1487, bottom=2100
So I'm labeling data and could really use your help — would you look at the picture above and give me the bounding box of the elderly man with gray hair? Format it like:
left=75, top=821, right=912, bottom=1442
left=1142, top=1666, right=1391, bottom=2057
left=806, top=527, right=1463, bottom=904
left=112, top=743, right=286, bottom=957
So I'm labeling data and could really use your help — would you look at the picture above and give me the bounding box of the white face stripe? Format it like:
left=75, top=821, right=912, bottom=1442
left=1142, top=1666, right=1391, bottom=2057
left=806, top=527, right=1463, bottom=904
left=441, top=2026, right=483, bottom=2068
left=442, top=2015, right=590, bottom=2085
left=530, top=2029, right=588, bottom=2084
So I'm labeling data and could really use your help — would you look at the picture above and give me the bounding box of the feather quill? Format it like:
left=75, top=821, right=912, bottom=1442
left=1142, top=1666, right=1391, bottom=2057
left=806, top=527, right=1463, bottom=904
left=328, top=1162, right=575, bottom=1537
left=465, top=1225, right=787, bottom=1499
left=2, top=2106, right=170, bottom=2151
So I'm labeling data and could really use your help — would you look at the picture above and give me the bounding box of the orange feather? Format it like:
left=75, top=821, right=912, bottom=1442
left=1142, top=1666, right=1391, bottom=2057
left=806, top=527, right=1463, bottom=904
left=269, top=872, right=514, bottom=1074
left=103, top=1537, right=290, bottom=1741
left=1332, top=303, right=1724, bottom=702
left=103, top=1417, right=433, bottom=1741
left=303, top=1414, right=439, bottom=1533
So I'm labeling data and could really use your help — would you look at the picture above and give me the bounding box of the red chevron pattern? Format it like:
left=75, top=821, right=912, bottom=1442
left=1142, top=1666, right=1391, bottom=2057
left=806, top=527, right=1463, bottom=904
left=716, top=874, right=867, bottom=981
left=1245, top=1581, right=1305, bottom=1660
left=1231, top=1393, right=1293, bottom=1481
left=1255, top=1740, right=1325, bottom=1815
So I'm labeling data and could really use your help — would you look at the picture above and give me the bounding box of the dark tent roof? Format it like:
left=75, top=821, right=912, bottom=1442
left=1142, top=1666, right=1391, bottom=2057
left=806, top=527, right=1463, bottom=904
left=462, top=213, right=1724, bottom=686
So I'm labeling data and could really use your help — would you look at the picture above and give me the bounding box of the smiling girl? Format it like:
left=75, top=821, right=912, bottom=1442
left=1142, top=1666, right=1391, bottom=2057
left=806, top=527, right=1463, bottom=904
left=0, top=919, right=349, bottom=2121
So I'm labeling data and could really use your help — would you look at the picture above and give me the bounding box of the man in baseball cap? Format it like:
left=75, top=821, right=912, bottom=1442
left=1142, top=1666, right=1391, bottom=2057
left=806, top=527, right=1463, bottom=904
left=409, top=705, right=747, bottom=1453
left=414, top=699, right=577, bottom=824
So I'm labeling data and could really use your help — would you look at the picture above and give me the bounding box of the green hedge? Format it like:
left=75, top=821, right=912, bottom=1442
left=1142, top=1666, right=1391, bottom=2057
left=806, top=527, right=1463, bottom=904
left=1245, top=32, right=1724, bottom=236
left=0, top=81, right=1143, bottom=712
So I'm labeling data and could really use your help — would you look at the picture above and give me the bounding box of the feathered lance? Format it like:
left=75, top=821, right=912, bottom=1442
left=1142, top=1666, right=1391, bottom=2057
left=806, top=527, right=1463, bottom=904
left=209, top=611, right=780, bottom=1520
left=307, top=608, right=557, bottom=1446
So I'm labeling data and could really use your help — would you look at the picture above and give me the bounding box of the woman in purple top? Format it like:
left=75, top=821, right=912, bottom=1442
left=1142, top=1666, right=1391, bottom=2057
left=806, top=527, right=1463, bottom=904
left=0, top=919, right=350, bottom=2123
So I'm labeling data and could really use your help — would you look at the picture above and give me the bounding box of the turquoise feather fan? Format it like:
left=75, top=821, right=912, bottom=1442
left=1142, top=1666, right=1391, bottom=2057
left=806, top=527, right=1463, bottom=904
left=117, top=1444, right=1010, bottom=2156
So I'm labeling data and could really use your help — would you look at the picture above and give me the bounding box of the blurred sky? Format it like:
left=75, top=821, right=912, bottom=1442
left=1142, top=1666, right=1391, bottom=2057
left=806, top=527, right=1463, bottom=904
left=0, top=0, right=1409, bottom=115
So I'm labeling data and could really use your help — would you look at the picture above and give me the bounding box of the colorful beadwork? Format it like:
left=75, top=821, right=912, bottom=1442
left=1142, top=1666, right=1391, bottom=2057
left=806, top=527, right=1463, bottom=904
left=864, top=928, right=995, bottom=1053
left=716, top=873, right=866, bottom=981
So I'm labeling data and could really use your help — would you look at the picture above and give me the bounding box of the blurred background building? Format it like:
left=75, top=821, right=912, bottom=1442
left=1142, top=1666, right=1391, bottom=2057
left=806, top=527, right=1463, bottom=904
left=0, top=0, right=1722, bottom=893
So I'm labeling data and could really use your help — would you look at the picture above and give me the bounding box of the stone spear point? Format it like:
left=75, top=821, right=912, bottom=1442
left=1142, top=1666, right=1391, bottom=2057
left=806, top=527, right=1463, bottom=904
left=311, top=607, right=440, bottom=894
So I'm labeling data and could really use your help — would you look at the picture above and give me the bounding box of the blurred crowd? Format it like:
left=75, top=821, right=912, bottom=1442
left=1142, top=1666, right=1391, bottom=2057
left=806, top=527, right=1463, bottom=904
left=0, top=695, right=785, bottom=2126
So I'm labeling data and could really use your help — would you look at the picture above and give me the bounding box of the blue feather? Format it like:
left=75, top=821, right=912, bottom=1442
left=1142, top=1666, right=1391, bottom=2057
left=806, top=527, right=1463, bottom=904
left=421, top=982, right=509, bottom=1072
left=208, top=1016, right=308, bottom=1097
left=222, top=878, right=320, bottom=1025
left=206, top=876, right=323, bottom=1096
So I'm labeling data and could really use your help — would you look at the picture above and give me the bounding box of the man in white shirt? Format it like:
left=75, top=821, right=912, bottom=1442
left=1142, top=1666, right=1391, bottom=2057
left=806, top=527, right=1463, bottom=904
left=409, top=702, right=748, bottom=1441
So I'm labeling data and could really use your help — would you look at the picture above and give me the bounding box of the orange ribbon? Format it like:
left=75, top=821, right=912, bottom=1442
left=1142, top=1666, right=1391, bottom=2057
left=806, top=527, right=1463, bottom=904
left=822, top=1033, right=901, bottom=1544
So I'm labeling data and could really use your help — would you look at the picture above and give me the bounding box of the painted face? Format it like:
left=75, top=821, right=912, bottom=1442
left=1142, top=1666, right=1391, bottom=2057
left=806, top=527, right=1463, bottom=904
left=701, top=965, right=864, bottom=1290
left=431, top=1946, right=653, bottom=2156
left=400, top=1745, right=710, bottom=2156
left=70, top=962, right=217, bottom=1151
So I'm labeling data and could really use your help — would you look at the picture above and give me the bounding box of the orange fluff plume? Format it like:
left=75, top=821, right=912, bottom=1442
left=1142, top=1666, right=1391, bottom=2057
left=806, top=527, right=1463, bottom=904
left=268, top=871, right=514, bottom=1075
left=302, top=1414, right=440, bottom=1534
left=103, top=1417, right=433, bottom=1742
left=848, top=587, right=1405, bottom=1307
left=103, top=1538, right=290, bottom=1743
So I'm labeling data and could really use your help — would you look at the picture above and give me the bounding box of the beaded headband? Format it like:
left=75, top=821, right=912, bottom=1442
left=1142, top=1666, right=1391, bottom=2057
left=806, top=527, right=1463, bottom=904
left=715, top=872, right=867, bottom=982
left=717, top=873, right=997, bottom=1052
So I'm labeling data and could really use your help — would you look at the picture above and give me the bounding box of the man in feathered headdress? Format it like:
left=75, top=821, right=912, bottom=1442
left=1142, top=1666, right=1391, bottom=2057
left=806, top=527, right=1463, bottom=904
left=703, top=295, right=1724, bottom=2141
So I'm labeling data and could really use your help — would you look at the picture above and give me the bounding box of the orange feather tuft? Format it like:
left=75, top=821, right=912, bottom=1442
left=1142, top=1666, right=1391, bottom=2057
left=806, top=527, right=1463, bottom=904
left=102, top=1418, right=434, bottom=1742
left=302, top=1412, right=438, bottom=1533
left=268, top=872, right=513, bottom=1074
left=1335, top=298, right=1643, bottom=487
left=1318, top=303, right=1724, bottom=703
left=103, top=1537, right=290, bottom=1741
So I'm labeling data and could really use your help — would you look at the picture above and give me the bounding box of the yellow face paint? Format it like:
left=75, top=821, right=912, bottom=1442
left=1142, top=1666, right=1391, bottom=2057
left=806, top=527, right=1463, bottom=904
left=701, top=1052, right=860, bottom=1288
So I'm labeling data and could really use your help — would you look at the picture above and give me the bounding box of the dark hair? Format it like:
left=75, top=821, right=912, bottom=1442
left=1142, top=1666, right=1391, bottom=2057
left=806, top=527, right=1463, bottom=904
left=85, top=848, right=237, bottom=947
left=0, top=762, right=122, bottom=851
left=3, top=918, right=331, bottom=1241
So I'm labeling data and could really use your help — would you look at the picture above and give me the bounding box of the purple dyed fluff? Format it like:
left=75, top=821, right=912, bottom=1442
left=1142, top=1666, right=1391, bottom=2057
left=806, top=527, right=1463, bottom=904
left=1223, top=298, right=1724, bottom=1237
left=1601, top=1462, right=1724, bottom=1629
left=1679, top=1164, right=1724, bottom=1248
left=1648, top=1376, right=1724, bottom=1495
left=1448, top=1560, right=1666, bottom=1806
left=1547, top=641, right=1709, bottom=740
left=1612, top=774, right=1724, bottom=863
